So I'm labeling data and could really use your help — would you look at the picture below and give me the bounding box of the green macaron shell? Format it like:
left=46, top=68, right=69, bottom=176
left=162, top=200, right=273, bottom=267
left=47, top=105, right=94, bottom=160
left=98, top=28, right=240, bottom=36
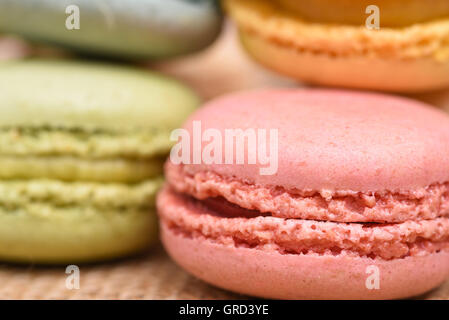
left=0, top=60, right=199, bottom=131
left=0, top=59, right=198, bottom=263
left=0, top=0, right=222, bottom=59
left=0, top=206, right=158, bottom=263
left=0, top=178, right=162, bottom=263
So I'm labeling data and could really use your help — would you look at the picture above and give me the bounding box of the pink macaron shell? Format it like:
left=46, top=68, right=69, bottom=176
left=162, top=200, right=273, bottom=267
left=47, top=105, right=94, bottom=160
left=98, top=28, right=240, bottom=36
left=162, top=224, right=449, bottom=299
left=157, top=187, right=449, bottom=299
left=178, top=89, right=449, bottom=193
left=161, top=89, right=449, bottom=299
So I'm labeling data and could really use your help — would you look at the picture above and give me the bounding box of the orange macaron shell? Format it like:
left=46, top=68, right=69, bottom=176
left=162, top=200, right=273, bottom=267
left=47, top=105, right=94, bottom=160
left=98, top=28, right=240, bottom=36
left=225, top=0, right=449, bottom=92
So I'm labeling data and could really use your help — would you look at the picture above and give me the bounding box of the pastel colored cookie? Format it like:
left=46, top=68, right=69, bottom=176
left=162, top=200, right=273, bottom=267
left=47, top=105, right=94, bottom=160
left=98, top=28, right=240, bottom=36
left=0, top=59, right=199, bottom=263
left=0, top=0, right=222, bottom=59
left=278, top=0, right=449, bottom=27
left=224, top=0, right=449, bottom=92
left=158, top=89, right=449, bottom=299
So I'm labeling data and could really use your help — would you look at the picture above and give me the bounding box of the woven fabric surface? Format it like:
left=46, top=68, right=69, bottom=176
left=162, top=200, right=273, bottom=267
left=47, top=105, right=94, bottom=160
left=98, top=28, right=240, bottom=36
left=0, top=246, right=243, bottom=300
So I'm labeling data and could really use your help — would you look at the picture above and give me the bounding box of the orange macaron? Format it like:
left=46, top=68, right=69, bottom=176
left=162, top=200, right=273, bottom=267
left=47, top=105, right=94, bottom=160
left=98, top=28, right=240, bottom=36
left=224, top=0, right=449, bottom=92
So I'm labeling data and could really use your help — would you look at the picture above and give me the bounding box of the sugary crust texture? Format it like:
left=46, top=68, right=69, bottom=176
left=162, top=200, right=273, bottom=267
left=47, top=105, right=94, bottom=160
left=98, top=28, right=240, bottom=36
left=174, top=89, right=449, bottom=193
left=158, top=187, right=449, bottom=261
left=240, top=30, right=449, bottom=92
left=224, top=0, right=449, bottom=62
left=276, top=0, right=449, bottom=27
left=166, top=162, right=449, bottom=223
left=162, top=223, right=449, bottom=299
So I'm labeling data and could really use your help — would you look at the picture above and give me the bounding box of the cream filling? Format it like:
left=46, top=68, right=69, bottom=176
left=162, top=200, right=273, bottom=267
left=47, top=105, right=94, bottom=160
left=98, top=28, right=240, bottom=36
left=0, top=155, right=164, bottom=183
left=0, top=177, right=163, bottom=210
left=0, top=126, right=173, bottom=158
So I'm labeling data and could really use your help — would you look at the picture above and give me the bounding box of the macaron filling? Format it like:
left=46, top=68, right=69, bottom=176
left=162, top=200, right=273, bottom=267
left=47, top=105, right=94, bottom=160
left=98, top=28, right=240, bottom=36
left=276, top=0, right=449, bottom=27
left=0, top=155, right=164, bottom=183
left=159, top=186, right=449, bottom=261
left=0, top=126, right=171, bottom=183
left=0, top=179, right=162, bottom=210
left=0, top=126, right=173, bottom=158
left=166, top=162, right=449, bottom=223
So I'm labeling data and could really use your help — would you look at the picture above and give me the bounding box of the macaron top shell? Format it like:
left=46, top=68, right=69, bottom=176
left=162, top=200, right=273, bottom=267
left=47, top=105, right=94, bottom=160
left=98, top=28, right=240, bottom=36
left=277, top=0, right=449, bottom=27
left=0, top=0, right=222, bottom=59
left=0, top=59, right=199, bottom=131
left=177, top=89, right=449, bottom=193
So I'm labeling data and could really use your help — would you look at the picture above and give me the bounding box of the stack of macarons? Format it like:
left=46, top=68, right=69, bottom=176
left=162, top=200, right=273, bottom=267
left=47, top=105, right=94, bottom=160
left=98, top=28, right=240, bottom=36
left=0, top=0, right=224, bottom=264
left=0, top=60, right=198, bottom=263
left=158, top=89, right=449, bottom=299
left=224, top=0, right=449, bottom=92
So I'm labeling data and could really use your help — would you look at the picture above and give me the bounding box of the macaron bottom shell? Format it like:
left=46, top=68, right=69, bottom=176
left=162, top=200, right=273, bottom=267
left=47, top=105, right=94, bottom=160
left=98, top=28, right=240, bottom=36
left=0, top=205, right=158, bottom=264
left=158, top=187, right=449, bottom=299
left=240, top=30, right=449, bottom=92
left=0, top=177, right=163, bottom=264
left=162, top=225, right=449, bottom=300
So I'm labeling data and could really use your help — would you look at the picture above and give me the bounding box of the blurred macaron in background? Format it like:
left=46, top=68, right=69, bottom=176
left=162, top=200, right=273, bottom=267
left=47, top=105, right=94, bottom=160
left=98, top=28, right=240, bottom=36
left=0, top=0, right=223, bottom=59
left=224, top=0, right=449, bottom=92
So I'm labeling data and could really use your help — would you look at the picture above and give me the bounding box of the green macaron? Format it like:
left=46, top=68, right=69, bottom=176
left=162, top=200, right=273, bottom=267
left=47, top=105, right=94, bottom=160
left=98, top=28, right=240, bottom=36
left=0, top=59, right=199, bottom=263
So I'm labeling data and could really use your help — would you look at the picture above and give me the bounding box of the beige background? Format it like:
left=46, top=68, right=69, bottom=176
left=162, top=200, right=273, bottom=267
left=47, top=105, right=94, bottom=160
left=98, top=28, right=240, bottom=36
left=0, top=24, right=449, bottom=300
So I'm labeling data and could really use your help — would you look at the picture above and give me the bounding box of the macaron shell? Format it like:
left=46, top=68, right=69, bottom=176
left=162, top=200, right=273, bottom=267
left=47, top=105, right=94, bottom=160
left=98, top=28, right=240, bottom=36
left=277, top=0, right=449, bottom=27
left=225, top=0, right=449, bottom=92
left=162, top=225, right=449, bottom=299
left=0, top=59, right=199, bottom=131
left=240, top=30, right=449, bottom=92
left=0, top=0, right=222, bottom=59
left=0, top=206, right=158, bottom=264
left=178, top=89, right=449, bottom=193
left=0, top=178, right=161, bottom=263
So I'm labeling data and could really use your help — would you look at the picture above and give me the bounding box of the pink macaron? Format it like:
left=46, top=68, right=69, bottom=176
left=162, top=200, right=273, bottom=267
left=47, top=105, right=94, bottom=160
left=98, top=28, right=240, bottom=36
left=157, top=89, right=449, bottom=299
